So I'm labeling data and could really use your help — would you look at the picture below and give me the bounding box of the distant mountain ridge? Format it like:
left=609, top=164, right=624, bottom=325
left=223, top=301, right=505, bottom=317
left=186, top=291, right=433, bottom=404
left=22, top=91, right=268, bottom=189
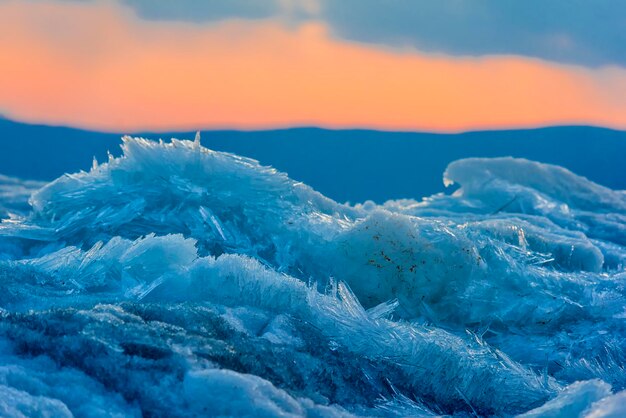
left=0, top=117, right=624, bottom=203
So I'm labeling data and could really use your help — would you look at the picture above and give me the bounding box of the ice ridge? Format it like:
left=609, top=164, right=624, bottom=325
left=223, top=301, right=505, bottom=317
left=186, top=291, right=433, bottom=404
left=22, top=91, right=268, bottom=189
left=0, top=135, right=625, bottom=417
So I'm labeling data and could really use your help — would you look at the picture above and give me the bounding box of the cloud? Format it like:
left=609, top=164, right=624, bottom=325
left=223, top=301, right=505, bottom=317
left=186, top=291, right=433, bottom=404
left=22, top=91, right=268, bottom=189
left=119, top=0, right=279, bottom=23
left=35, top=0, right=315, bottom=24
left=1, top=0, right=626, bottom=132
left=318, top=0, right=626, bottom=67
left=52, top=0, right=624, bottom=67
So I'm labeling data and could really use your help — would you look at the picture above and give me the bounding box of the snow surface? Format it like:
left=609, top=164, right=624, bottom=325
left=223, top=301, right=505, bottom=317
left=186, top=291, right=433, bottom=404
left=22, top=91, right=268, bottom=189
left=0, top=135, right=625, bottom=417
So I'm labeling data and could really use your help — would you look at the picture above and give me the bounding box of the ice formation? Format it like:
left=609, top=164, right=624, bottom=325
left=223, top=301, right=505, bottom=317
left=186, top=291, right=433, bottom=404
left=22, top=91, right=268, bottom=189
left=0, top=135, right=625, bottom=417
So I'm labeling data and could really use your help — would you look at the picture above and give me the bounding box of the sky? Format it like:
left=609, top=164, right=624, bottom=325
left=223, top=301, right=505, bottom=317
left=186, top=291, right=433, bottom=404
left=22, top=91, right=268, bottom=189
left=1, top=0, right=626, bottom=132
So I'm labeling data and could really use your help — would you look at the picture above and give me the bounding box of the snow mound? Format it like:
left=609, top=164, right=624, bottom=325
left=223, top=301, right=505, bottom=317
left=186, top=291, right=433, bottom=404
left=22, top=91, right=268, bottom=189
left=0, top=136, right=625, bottom=417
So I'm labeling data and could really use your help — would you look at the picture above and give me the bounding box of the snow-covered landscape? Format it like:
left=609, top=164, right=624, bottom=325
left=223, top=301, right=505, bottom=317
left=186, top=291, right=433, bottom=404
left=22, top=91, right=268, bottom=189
left=1, top=135, right=624, bottom=416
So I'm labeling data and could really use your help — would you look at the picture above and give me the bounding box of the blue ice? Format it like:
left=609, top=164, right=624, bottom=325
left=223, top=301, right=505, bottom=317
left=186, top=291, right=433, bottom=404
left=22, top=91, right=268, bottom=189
left=0, top=135, right=625, bottom=417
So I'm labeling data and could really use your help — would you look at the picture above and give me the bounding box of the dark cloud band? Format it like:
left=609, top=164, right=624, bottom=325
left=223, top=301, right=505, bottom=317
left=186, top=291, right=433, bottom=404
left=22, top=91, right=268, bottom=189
left=319, top=0, right=626, bottom=67
left=21, top=0, right=625, bottom=66
left=120, top=0, right=279, bottom=23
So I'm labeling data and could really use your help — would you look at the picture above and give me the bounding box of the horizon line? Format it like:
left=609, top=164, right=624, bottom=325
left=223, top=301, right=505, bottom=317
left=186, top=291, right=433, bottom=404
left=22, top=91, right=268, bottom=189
left=2, top=114, right=624, bottom=137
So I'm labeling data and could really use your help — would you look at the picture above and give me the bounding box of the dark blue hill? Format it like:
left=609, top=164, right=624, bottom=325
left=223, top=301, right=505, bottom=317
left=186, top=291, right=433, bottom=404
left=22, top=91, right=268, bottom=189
left=0, top=117, right=624, bottom=203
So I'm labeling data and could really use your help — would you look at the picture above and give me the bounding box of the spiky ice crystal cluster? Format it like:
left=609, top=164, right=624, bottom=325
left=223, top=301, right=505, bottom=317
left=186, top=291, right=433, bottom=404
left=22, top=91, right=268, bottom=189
left=0, top=135, right=625, bottom=417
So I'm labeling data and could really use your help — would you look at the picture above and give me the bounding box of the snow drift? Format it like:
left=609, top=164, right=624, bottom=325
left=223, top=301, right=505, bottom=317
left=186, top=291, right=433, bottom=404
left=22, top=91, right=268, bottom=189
left=0, top=135, right=625, bottom=417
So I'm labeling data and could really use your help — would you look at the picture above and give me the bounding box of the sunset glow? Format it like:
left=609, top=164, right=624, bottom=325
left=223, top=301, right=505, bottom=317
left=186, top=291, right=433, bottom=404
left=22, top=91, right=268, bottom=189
left=2, top=0, right=626, bottom=132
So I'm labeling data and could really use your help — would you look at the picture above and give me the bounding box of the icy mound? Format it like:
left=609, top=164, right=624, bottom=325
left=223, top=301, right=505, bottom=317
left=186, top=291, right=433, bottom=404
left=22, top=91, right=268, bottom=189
left=0, top=135, right=625, bottom=417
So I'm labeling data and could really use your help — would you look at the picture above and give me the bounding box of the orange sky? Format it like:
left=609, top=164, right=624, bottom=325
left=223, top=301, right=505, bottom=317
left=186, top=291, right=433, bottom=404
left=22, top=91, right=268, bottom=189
left=1, top=0, right=626, bottom=132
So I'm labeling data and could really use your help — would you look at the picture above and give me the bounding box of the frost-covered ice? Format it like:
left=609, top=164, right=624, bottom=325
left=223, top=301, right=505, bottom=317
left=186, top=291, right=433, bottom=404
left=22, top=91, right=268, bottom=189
left=0, top=135, right=625, bottom=417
